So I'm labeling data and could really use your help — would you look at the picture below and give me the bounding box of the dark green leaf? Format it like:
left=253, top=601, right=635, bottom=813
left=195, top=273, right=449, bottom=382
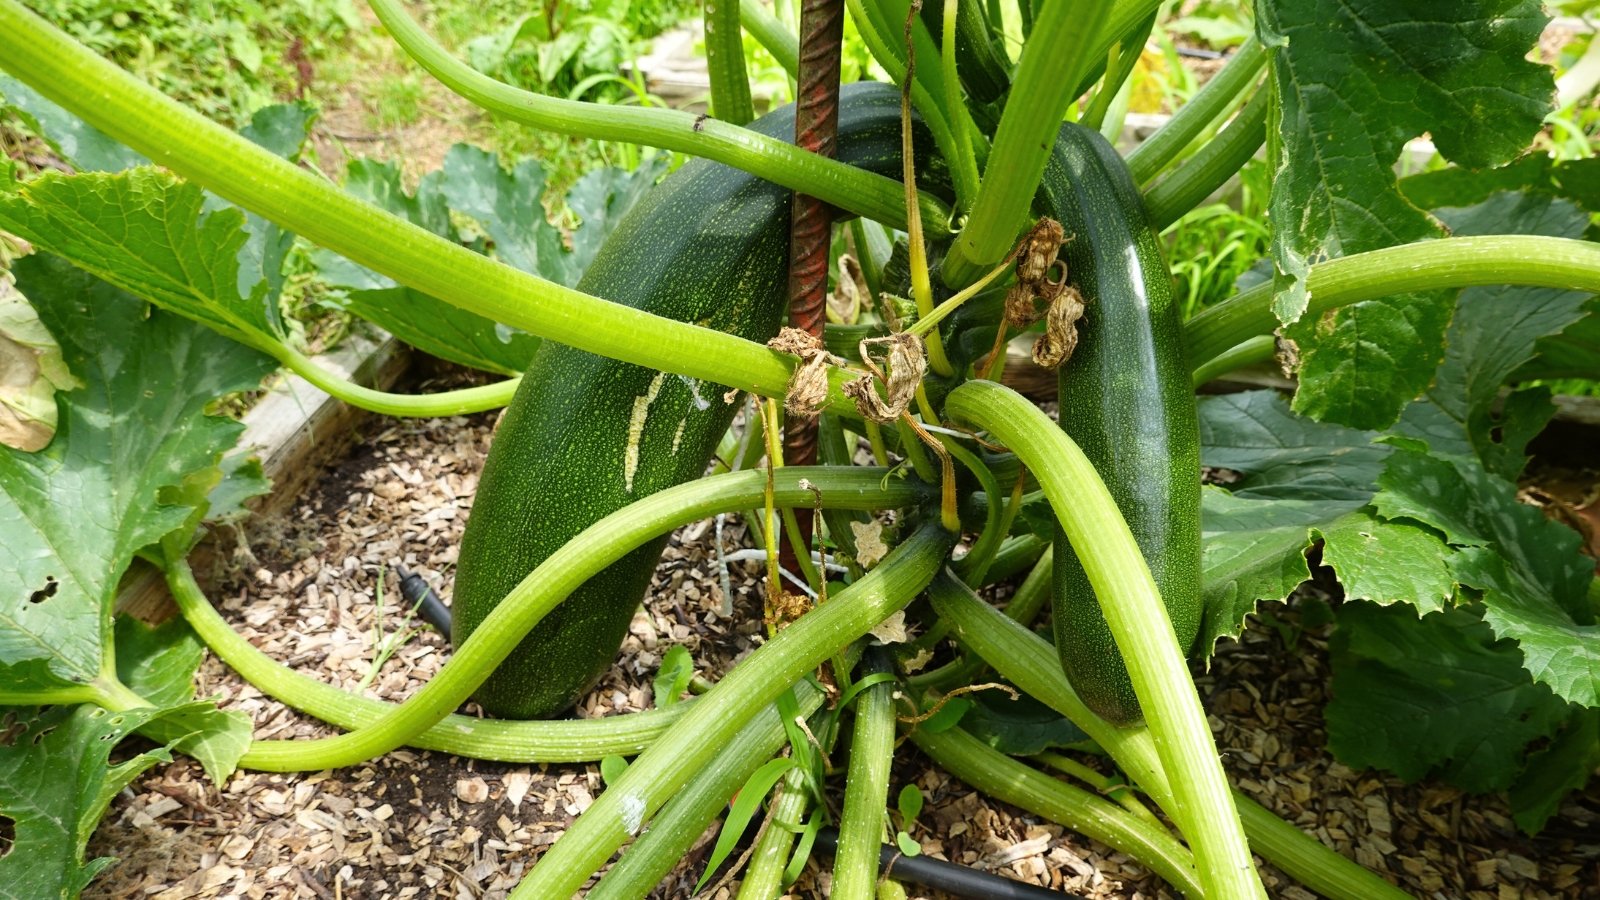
left=1257, top=0, right=1554, bottom=428
left=1373, top=448, right=1599, bottom=705
left=1397, top=194, right=1596, bottom=478
left=0, top=704, right=176, bottom=897
left=1400, top=155, right=1600, bottom=214
left=1326, top=602, right=1569, bottom=793
left=1508, top=708, right=1600, bottom=835
left=1198, top=390, right=1388, bottom=502
left=0, top=256, right=274, bottom=692
left=1199, top=490, right=1344, bottom=651
left=957, top=689, right=1092, bottom=755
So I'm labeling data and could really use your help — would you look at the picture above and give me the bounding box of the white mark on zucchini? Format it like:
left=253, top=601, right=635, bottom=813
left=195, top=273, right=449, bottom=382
left=676, top=374, right=711, bottom=410
left=620, top=792, right=647, bottom=836
left=624, top=372, right=668, bottom=492
left=671, top=418, right=687, bottom=455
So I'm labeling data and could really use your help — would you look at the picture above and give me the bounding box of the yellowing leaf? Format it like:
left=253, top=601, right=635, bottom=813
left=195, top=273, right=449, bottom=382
left=0, top=264, right=78, bottom=451
left=851, top=519, right=887, bottom=568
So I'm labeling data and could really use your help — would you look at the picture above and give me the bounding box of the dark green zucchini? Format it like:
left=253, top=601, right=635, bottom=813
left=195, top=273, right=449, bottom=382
left=452, top=82, right=941, bottom=719
left=1040, top=123, right=1201, bottom=725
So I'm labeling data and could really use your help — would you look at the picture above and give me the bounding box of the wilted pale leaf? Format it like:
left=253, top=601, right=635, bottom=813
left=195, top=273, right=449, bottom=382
left=0, top=271, right=78, bottom=450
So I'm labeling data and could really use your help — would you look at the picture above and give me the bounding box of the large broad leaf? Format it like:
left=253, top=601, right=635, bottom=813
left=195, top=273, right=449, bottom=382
left=0, top=704, right=179, bottom=898
left=1403, top=194, right=1595, bottom=479
left=1508, top=708, right=1600, bottom=835
left=1372, top=448, right=1600, bottom=706
left=0, top=254, right=275, bottom=694
left=1255, top=0, right=1555, bottom=428
left=1197, top=391, right=1389, bottom=648
left=1326, top=601, right=1571, bottom=794
left=0, top=169, right=286, bottom=351
left=112, top=616, right=252, bottom=785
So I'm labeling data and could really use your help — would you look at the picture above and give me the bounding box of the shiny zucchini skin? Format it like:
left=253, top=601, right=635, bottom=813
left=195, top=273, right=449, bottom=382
left=452, top=83, right=938, bottom=719
left=1040, top=123, right=1202, bottom=725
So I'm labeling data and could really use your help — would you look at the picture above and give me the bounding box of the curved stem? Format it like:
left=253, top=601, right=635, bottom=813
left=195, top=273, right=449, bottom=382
left=163, top=557, right=685, bottom=762
left=281, top=347, right=517, bottom=416
left=930, top=576, right=1410, bottom=900
left=910, top=725, right=1203, bottom=897
left=235, top=468, right=925, bottom=771
left=1191, top=334, right=1276, bottom=386
left=0, top=1, right=874, bottom=418
left=833, top=654, right=896, bottom=899
left=942, top=437, right=1004, bottom=584
left=588, top=684, right=824, bottom=899
left=366, top=0, right=950, bottom=233
left=943, top=381, right=1265, bottom=899
left=741, top=0, right=800, bottom=79
left=1184, top=236, right=1600, bottom=368
left=940, top=0, right=977, bottom=211
left=508, top=522, right=954, bottom=899
left=1144, top=87, right=1268, bottom=229
left=943, top=0, right=1117, bottom=285
left=1032, top=750, right=1166, bottom=829
left=1081, top=12, right=1156, bottom=133
left=707, top=0, right=756, bottom=125
left=1126, top=37, right=1266, bottom=185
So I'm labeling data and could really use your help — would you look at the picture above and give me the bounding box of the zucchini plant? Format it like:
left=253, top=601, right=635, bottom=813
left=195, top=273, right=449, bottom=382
left=1, top=0, right=1598, bottom=898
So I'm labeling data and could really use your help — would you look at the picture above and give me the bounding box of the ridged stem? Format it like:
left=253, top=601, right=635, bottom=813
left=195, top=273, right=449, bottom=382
left=587, top=684, right=824, bottom=899
left=1125, top=36, right=1265, bottom=184
left=944, top=0, right=1117, bottom=284
left=930, top=576, right=1412, bottom=900
left=0, top=0, right=875, bottom=418
left=707, top=0, right=756, bottom=125
left=509, top=522, right=954, bottom=898
left=832, top=655, right=896, bottom=899
left=1184, top=236, right=1600, bottom=368
left=163, top=557, right=683, bottom=762
left=1144, top=87, right=1268, bottom=229
left=1190, top=334, right=1275, bottom=386
left=280, top=347, right=516, bottom=416
left=942, top=381, right=1265, bottom=899
left=909, top=725, right=1203, bottom=897
left=735, top=767, right=812, bottom=899
left=365, top=0, right=951, bottom=231
left=235, top=468, right=924, bottom=771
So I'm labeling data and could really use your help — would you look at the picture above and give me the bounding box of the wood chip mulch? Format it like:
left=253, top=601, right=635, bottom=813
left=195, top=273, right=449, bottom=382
left=87, top=413, right=1600, bottom=899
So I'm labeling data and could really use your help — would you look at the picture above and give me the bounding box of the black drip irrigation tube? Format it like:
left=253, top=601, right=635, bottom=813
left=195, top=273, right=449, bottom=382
left=391, top=567, right=1085, bottom=899
left=811, top=827, right=1085, bottom=900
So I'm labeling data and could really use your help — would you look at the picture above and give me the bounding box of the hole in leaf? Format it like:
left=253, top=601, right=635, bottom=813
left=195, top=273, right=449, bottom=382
left=0, top=713, right=20, bottom=747
left=28, top=576, right=58, bottom=605
left=0, top=813, right=13, bottom=860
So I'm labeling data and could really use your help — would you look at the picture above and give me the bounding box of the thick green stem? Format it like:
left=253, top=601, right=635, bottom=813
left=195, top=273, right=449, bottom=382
left=910, top=725, right=1203, bottom=897
left=708, top=0, right=756, bottom=125
left=944, top=0, right=1117, bottom=284
left=1191, top=334, right=1276, bottom=386
left=281, top=347, right=517, bottom=416
left=0, top=0, right=876, bottom=418
left=588, top=685, right=824, bottom=899
left=1126, top=37, right=1265, bottom=185
left=931, top=577, right=1410, bottom=900
left=163, top=557, right=686, bottom=762
left=1184, top=236, right=1600, bottom=368
left=942, top=381, right=1265, bottom=899
left=741, top=0, right=800, bottom=78
left=509, top=522, right=953, bottom=898
left=736, top=767, right=812, bottom=899
left=843, top=0, right=977, bottom=208
left=940, top=0, right=977, bottom=211
left=833, top=655, right=896, bottom=899
left=1144, top=87, right=1268, bottom=229
left=234, top=468, right=924, bottom=771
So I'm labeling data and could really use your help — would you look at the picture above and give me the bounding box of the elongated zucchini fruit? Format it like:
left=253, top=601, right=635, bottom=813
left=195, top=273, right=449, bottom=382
left=452, top=83, right=940, bottom=719
left=1040, top=123, right=1201, bottom=725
